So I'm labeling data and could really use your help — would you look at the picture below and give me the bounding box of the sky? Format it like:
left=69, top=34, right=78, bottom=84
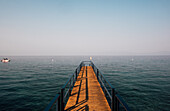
left=0, top=0, right=170, bottom=56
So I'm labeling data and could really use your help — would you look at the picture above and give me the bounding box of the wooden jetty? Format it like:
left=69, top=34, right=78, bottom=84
left=65, top=66, right=110, bottom=111
left=44, top=61, right=130, bottom=111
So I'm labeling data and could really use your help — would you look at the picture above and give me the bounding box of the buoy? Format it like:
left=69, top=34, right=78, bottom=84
left=90, top=57, right=92, bottom=60
left=131, top=58, right=134, bottom=61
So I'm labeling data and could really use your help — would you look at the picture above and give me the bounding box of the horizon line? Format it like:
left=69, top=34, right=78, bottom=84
left=1, top=54, right=170, bottom=57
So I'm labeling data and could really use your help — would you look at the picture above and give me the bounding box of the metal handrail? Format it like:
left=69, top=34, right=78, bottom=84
left=60, top=62, right=83, bottom=110
left=98, top=76, right=112, bottom=99
left=44, top=61, right=130, bottom=111
left=44, top=94, right=60, bottom=111
left=44, top=62, right=83, bottom=111
left=63, top=74, right=74, bottom=99
left=115, top=94, right=131, bottom=111
left=91, top=61, right=130, bottom=111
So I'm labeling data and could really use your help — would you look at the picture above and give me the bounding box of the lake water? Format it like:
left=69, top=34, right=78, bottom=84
left=0, top=56, right=170, bottom=111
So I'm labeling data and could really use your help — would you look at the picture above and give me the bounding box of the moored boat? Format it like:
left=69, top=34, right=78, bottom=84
left=1, top=58, right=10, bottom=63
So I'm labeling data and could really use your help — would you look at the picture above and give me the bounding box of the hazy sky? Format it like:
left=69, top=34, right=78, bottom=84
left=0, top=0, right=170, bottom=56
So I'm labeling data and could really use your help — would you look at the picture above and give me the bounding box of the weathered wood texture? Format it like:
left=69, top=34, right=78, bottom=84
left=65, top=66, right=111, bottom=111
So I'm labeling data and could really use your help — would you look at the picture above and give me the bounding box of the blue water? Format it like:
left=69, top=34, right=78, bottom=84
left=0, top=56, right=170, bottom=111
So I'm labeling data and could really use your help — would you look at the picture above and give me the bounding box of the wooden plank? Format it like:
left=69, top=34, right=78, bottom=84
left=65, top=66, right=111, bottom=111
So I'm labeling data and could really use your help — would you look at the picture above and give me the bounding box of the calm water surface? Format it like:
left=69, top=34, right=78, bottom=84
left=0, top=56, right=170, bottom=111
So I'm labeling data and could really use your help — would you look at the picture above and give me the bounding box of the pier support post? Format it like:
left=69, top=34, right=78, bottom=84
left=111, top=88, right=115, bottom=111
left=61, top=88, right=64, bottom=111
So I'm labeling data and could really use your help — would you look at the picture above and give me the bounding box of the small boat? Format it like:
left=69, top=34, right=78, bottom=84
left=1, top=58, right=10, bottom=63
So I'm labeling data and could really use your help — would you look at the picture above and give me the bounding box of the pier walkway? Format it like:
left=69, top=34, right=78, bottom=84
left=44, top=61, right=130, bottom=111
left=65, top=66, right=110, bottom=111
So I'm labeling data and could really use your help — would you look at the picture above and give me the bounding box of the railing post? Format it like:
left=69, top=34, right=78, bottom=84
left=115, top=98, right=119, bottom=111
left=92, top=63, right=94, bottom=70
left=97, top=69, right=99, bottom=80
left=80, top=63, right=82, bottom=71
left=69, top=80, right=71, bottom=97
left=61, top=88, right=64, bottom=111
left=111, top=88, right=115, bottom=111
left=75, top=69, right=77, bottom=80
left=56, top=94, right=60, bottom=111
left=72, top=74, right=74, bottom=87
left=104, top=80, right=106, bottom=96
